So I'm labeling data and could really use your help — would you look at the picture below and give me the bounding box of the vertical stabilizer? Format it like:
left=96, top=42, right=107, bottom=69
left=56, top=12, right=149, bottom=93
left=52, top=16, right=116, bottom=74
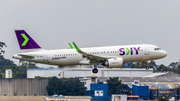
left=14, top=28, right=41, bottom=51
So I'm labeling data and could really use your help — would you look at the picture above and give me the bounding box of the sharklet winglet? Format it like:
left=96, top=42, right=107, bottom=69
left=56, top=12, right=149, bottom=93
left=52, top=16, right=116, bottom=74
left=68, top=43, right=74, bottom=49
left=72, top=42, right=81, bottom=52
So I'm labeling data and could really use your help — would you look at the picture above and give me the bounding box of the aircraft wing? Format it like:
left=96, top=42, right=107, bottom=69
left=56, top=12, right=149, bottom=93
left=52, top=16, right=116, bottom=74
left=72, top=42, right=115, bottom=61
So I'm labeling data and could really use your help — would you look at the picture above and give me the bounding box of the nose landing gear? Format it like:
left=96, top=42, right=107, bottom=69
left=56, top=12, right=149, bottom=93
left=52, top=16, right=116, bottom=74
left=146, top=66, right=149, bottom=70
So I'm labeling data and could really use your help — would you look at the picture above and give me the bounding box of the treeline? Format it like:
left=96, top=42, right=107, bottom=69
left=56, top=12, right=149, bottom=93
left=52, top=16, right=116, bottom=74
left=37, top=76, right=127, bottom=96
left=0, top=56, right=38, bottom=78
left=0, top=41, right=38, bottom=78
left=131, top=61, right=156, bottom=68
left=107, top=77, right=130, bottom=96
left=131, top=60, right=180, bottom=74
left=37, top=76, right=86, bottom=96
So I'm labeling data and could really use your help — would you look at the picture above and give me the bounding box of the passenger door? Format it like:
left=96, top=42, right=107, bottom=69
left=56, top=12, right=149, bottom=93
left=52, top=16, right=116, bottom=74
left=144, top=45, right=149, bottom=55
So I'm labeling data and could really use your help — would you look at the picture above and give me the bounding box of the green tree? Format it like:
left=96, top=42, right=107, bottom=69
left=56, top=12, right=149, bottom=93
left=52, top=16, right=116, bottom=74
left=0, top=56, right=16, bottom=78
left=135, top=62, right=140, bottom=68
left=168, top=62, right=179, bottom=69
left=13, top=61, right=38, bottom=78
left=156, top=64, right=170, bottom=72
left=134, top=61, right=150, bottom=68
left=64, top=78, right=86, bottom=96
left=0, top=41, right=7, bottom=56
left=0, top=41, right=38, bottom=78
left=158, top=96, right=169, bottom=101
left=171, top=65, right=180, bottom=74
left=46, top=77, right=65, bottom=95
left=148, top=60, right=156, bottom=68
left=139, top=61, right=146, bottom=68
left=46, top=77, right=87, bottom=96
left=107, top=77, right=130, bottom=96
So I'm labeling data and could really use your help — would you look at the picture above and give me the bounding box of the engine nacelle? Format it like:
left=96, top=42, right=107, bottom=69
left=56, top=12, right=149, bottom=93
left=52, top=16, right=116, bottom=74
left=105, top=58, right=123, bottom=68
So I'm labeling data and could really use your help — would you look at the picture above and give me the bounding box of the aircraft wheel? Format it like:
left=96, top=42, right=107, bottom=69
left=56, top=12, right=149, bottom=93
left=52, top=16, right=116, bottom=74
left=92, top=68, right=98, bottom=73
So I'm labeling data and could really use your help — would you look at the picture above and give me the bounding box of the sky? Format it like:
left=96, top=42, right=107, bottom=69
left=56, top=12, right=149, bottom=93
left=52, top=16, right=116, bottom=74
left=0, top=0, right=180, bottom=67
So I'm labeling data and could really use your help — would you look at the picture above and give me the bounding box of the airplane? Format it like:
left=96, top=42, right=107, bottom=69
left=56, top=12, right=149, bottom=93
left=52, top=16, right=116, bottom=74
left=13, top=28, right=167, bottom=73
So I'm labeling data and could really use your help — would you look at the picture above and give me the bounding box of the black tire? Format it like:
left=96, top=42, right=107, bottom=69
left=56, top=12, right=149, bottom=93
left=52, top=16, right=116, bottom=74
left=146, top=66, right=149, bottom=70
left=92, top=68, right=98, bottom=73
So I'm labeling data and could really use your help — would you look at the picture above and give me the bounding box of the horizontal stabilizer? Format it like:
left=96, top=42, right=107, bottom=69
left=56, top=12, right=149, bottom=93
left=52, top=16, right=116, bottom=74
left=17, top=53, right=35, bottom=58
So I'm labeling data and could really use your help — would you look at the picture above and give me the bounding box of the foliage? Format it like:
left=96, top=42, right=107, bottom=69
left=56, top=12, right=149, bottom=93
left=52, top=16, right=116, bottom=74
left=0, top=56, right=38, bottom=78
left=46, top=77, right=87, bottom=96
left=156, top=64, right=171, bottom=72
left=35, top=76, right=49, bottom=78
left=13, top=60, right=38, bottom=78
left=107, top=77, right=130, bottom=96
left=133, top=61, right=156, bottom=68
left=0, top=41, right=38, bottom=78
left=171, top=65, right=180, bottom=74
left=168, top=62, right=178, bottom=68
left=158, top=96, right=169, bottom=101
left=148, top=60, right=156, bottom=68
left=0, top=41, right=7, bottom=56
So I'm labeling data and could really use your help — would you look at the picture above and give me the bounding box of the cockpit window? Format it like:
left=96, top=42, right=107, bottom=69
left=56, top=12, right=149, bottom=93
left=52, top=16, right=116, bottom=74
left=154, top=48, right=161, bottom=51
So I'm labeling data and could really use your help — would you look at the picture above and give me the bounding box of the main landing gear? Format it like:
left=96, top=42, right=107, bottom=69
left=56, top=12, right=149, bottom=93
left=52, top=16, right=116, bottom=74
left=92, top=62, right=99, bottom=74
left=145, top=61, right=149, bottom=70
left=92, top=67, right=98, bottom=73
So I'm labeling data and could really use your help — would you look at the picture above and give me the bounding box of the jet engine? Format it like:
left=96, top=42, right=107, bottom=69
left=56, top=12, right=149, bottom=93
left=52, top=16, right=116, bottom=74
left=104, top=58, right=123, bottom=68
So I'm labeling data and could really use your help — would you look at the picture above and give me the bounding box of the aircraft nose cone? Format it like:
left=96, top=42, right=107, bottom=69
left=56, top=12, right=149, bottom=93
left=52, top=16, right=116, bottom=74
left=160, top=50, right=167, bottom=57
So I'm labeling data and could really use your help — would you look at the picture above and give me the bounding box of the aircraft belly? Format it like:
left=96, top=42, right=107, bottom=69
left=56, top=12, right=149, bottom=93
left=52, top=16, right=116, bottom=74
left=123, top=55, right=143, bottom=62
left=49, top=56, right=82, bottom=66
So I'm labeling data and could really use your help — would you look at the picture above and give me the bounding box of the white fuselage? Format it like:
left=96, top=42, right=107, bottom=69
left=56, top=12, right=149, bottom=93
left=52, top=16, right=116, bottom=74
left=13, top=44, right=167, bottom=66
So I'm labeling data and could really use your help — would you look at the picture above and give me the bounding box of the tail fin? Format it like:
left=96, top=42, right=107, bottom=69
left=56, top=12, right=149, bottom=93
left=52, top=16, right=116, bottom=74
left=14, top=28, right=41, bottom=51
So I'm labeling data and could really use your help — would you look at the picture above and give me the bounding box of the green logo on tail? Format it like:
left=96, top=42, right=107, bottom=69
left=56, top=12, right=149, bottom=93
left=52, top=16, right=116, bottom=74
left=21, top=34, right=29, bottom=46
